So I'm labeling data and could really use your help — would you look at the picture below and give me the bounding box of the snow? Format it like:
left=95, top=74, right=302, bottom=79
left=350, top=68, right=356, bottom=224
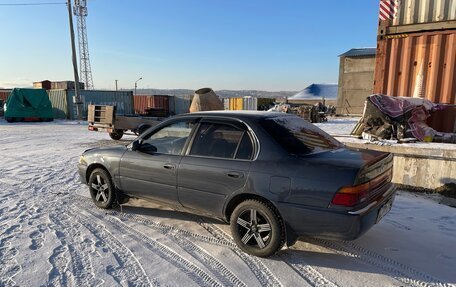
left=314, top=117, right=360, bottom=136
left=0, top=119, right=455, bottom=286
left=316, top=117, right=456, bottom=151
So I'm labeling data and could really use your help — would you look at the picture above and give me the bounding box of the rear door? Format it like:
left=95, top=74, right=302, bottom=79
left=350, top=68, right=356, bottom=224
left=177, top=119, right=256, bottom=216
left=119, top=118, right=196, bottom=204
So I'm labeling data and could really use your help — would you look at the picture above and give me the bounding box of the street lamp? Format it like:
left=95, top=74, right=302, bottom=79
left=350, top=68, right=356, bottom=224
left=134, top=77, right=142, bottom=96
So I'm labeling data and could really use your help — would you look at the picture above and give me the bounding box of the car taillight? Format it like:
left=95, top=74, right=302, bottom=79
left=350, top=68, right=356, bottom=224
left=331, top=170, right=392, bottom=207
left=331, top=182, right=370, bottom=207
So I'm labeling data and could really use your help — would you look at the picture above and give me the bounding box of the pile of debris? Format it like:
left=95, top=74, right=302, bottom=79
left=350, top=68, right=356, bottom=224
left=352, top=94, right=456, bottom=143
left=268, top=102, right=335, bottom=123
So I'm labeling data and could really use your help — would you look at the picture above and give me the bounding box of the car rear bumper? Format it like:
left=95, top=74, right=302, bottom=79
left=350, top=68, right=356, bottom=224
left=278, top=183, right=397, bottom=240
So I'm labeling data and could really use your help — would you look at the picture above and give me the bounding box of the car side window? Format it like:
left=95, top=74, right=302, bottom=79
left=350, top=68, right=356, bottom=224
left=141, top=120, right=194, bottom=155
left=189, top=122, right=254, bottom=160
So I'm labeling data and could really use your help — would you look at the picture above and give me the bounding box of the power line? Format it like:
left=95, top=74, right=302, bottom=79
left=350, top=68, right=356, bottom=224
left=0, top=2, right=65, bottom=6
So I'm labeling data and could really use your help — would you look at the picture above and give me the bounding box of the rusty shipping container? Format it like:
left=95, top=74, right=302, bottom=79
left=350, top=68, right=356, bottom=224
left=133, top=95, right=170, bottom=115
left=374, top=30, right=456, bottom=104
left=0, top=90, right=11, bottom=102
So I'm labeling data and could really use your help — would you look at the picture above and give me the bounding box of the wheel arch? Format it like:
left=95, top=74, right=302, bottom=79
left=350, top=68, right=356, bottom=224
left=86, top=163, right=113, bottom=185
left=224, top=193, right=281, bottom=222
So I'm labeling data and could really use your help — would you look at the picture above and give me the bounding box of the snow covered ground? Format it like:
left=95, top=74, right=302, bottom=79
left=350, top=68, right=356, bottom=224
left=314, top=117, right=360, bottom=136
left=0, top=119, right=455, bottom=287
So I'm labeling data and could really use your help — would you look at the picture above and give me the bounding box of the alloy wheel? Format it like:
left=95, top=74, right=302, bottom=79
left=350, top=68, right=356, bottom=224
left=91, top=174, right=109, bottom=203
left=236, top=209, right=272, bottom=249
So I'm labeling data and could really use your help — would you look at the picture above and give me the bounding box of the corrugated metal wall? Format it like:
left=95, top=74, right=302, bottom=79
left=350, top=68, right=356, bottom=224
left=69, top=90, right=133, bottom=120
left=225, top=97, right=258, bottom=111
left=392, top=0, right=456, bottom=26
left=374, top=30, right=456, bottom=104
left=337, top=56, right=376, bottom=115
left=242, top=97, right=258, bottom=110
left=133, top=95, right=170, bottom=115
left=47, top=90, right=69, bottom=119
left=172, top=96, right=191, bottom=115
left=47, top=90, right=134, bottom=120
left=133, top=95, right=149, bottom=114
left=229, top=98, right=244, bottom=110
left=0, top=91, right=10, bottom=102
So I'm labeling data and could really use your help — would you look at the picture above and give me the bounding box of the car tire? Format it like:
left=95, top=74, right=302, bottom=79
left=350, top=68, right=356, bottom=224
left=88, top=168, right=115, bottom=209
left=109, top=129, right=124, bottom=140
left=230, top=199, right=285, bottom=257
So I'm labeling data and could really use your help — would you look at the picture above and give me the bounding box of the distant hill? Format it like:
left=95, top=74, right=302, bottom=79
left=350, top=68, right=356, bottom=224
left=134, top=88, right=297, bottom=99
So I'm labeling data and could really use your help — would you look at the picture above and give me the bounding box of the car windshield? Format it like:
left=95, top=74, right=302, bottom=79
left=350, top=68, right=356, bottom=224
left=260, top=116, right=343, bottom=155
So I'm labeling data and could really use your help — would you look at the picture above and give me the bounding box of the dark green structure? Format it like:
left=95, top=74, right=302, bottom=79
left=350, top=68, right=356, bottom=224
left=4, top=88, right=54, bottom=122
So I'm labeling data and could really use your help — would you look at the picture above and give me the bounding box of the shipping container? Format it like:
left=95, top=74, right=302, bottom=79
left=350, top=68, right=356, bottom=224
left=50, top=81, right=85, bottom=90
left=427, top=104, right=456, bottom=132
left=243, top=96, right=258, bottom=110
left=133, top=95, right=149, bottom=114
left=378, top=0, right=456, bottom=37
left=171, top=96, right=191, bottom=115
left=133, top=95, right=170, bottom=115
left=225, top=97, right=258, bottom=111
left=47, top=89, right=69, bottom=119
left=47, top=90, right=133, bottom=120
left=392, top=0, right=456, bottom=27
left=373, top=30, right=456, bottom=104
left=0, top=90, right=11, bottom=103
left=229, top=98, right=244, bottom=110
left=33, top=80, right=51, bottom=90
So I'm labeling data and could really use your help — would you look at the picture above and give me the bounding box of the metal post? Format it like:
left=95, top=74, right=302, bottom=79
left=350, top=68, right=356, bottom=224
left=115, top=80, right=118, bottom=91
left=134, top=77, right=142, bottom=96
left=67, top=0, right=82, bottom=120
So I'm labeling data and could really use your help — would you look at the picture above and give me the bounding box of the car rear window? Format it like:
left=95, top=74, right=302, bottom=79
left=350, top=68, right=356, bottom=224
left=260, top=116, right=342, bottom=155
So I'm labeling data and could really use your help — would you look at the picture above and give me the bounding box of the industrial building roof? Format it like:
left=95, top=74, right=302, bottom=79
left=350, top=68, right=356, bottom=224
left=339, top=48, right=376, bottom=57
left=289, top=84, right=338, bottom=100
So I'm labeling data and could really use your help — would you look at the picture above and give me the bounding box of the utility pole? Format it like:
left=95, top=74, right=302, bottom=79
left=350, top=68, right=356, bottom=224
left=67, top=0, right=82, bottom=120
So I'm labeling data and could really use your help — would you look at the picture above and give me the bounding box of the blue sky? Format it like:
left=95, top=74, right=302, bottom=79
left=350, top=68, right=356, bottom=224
left=0, top=0, right=379, bottom=91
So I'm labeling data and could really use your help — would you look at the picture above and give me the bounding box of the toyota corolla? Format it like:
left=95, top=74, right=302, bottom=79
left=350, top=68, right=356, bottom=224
left=78, top=111, right=396, bottom=257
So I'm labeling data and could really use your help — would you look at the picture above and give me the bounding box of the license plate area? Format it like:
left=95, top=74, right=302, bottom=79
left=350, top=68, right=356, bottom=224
left=376, top=196, right=394, bottom=223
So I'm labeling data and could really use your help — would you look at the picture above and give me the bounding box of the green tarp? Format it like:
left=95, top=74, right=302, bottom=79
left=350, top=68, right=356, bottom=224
left=4, top=88, right=53, bottom=122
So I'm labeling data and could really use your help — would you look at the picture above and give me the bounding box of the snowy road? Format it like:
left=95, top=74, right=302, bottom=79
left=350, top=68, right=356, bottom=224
left=0, top=120, right=455, bottom=287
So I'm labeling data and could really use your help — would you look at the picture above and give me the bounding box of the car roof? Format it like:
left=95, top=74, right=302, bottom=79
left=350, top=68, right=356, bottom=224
left=176, top=110, right=291, bottom=120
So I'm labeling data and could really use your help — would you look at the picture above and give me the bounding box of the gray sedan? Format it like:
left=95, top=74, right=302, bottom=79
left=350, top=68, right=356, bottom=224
left=78, top=111, right=396, bottom=257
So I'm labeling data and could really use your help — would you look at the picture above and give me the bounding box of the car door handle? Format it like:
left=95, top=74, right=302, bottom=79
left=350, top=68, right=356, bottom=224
left=163, top=163, right=176, bottom=170
left=226, top=171, right=244, bottom=179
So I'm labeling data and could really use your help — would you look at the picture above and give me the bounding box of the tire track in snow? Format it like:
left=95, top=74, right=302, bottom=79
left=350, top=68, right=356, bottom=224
left=195, top=216, right=283, bottom=287
left=76, top=199, right=246, bottom=287
left=48, top=211, right=104, bottom=287
left=278, top=251, right=340, bottom=287
left=73, top=196, right=251, bottom=286
left=63, top=208, right=156, bottom=287
left=77, top=206, right=223, bottom=287
left=311, top=238, right=450, bottom=287
left=71, top=194, right=235, bottom=249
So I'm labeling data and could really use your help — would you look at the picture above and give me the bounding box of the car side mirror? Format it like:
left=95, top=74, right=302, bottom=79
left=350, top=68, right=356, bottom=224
left=131, top=140, right=141, bottom=151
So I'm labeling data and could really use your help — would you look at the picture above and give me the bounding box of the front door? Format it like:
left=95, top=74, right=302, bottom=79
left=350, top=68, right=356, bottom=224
left=119, top=119, right=196, bottom=204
